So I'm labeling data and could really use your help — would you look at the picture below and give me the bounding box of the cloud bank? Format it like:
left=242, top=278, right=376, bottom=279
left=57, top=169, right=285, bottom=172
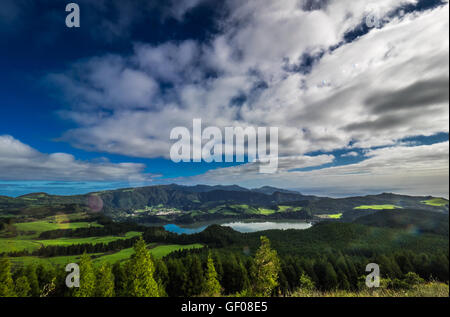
left=49, top=1, right=448, bottom=160
left=0, top=135, right=152, bottom=182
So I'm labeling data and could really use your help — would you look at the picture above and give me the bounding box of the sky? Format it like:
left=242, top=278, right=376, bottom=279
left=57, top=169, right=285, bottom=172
left=0, top=0, right=449, bottom=198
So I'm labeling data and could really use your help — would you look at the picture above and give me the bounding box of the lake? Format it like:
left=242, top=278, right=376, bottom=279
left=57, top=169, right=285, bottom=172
left=163, top=221, right=312, bottom=235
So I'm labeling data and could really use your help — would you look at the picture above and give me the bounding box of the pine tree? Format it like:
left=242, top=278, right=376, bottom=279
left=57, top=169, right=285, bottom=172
left=0, top=256, right=16, bottom=297
left=337, top=269, right=351, bottom=290
left=314, top=261, right=338, bottom=290
left=14, top=276, right=31, bottom=297
left=187, top=255, right=205, bottom=296
left=203, top=252, right=222, bottom=296
left=74, top=253, right=96, bottom=297
left=95, top=263, right=115, bottom=297
left=25, top=265, right=40, bottom=297
left=252, top=236, right=281, bottom=297
left=154, top=259, right=169, bottom=297
left=127, top=237, right=160, bottom=297
left=112, top=262, right=127, bottom=297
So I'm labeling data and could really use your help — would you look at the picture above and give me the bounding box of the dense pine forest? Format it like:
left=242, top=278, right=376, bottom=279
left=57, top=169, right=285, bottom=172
left=1, top=235, right=448, bottom=297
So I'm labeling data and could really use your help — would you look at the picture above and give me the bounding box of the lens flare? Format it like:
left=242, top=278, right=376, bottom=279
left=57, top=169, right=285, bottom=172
left=88, top=194, right=103, bottom=213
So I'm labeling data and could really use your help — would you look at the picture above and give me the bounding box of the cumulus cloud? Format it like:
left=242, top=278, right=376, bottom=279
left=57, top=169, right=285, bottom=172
left=194, top=154, right=335, bottom=175
left=47, top=1, right=449, bottom=162
left=30, top=0, right=449, bottom=196
left=0, top=135, right=154, bottom=182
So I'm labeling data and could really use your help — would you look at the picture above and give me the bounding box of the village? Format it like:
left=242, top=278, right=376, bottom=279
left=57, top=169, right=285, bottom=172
left=128, top=205, right=182, bottom=217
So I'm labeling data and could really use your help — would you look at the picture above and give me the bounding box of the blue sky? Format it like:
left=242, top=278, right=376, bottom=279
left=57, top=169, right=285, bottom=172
left=0, top=0, right=448, bottom=197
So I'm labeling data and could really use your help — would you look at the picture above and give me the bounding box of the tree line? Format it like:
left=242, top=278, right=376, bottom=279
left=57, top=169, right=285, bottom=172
left=0, top=236, right=280, bottom=297
left=1, top=236, right=447, bottom=297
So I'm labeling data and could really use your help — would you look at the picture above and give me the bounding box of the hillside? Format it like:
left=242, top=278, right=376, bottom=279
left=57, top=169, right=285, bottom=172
left=353, top=209, right=449, bottom=236
left=0, top=185, right=447, bottom=224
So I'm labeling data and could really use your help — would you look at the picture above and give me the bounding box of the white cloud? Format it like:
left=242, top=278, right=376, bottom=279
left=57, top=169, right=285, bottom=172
left=176, top=142, right=449, bottom=198
left=37, top=0, right=449, bottom=196
left=341, top=151, right=359, bottom=157
left=48, top=1, right=448, bottom=161
left=0, top=135, right=154, bottom=182
left=195, top=154, right=335, bottom=175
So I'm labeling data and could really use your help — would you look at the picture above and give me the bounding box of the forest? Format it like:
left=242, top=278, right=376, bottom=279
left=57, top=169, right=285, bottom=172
left=0, top=218, right=448, bottom=297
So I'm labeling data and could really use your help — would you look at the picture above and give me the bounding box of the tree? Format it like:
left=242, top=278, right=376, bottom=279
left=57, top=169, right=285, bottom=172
left=221, top=253, right=249, bottom=294
left=314, top=261, right=338, bottom=290
left=0, top=256, right=16, bottom=297
left=186, top=255, right=205, bottom=296
left=154, top=259, right=169, bottom=297
left=127, top=237, right=160, bottom=297
left=112, top=262, right=128, bottom=297
left=298, top=273, right=315, bottom=291
left=337, top=269, right=351, bottom=290
left=203, top=252, right=222, bottom=296
left=25, top=265, right=40, bottom=297
left=251, top=236, right=281, bottom=296
left=74, top=253, right=96, bottom=297
left=95, top=263, right=115, bottom=297
left=165, top=258, right=188, bottom=297
left=403, top=272, right=424, bottom=288
left=14, top=276, right=31, bottom=297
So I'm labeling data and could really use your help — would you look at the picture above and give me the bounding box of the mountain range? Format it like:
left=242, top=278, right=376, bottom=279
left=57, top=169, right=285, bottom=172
left=0, top=184, right=448, bottom=224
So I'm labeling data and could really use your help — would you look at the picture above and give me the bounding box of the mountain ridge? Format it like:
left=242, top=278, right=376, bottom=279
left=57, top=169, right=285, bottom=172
left=0, top=184, right=448, bottom=225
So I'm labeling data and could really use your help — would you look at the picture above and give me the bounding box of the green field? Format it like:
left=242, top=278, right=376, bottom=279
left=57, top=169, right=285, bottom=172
left=94, top=243, right=203, bottom=264
left=278, top=206, right=303, bottom=212
left=8, top=243, right=203, bottom=267
left=0, top=231, right=142, bottom=253
left=223, top=204, right=304, bottom=215
left=0, top=239, right=42, bottom=253
left=9, top=253, right=104, bottom=267
left=256, top=208, right=276, bottom=215
left=35, top=231, right=142, bottom=247
left=421, top=198, right=448, bottom=207
left=149, top=244, right=203, bottom=259
left=354, top=205, right=402, bottom=210
left=14, top=220, right=102, bottom=235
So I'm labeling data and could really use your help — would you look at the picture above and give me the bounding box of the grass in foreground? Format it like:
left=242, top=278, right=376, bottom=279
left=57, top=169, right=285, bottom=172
left=291, top=282, right=449, bottom=297
left=354, top=205, right=402, bottom=210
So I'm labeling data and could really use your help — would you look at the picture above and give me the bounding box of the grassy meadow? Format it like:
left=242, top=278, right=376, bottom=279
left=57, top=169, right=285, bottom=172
left=14, top=220, right=101, bottom=235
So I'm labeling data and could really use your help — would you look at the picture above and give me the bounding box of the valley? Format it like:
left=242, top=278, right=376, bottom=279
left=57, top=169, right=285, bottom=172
left=0, top=184, right=448, bottom=297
